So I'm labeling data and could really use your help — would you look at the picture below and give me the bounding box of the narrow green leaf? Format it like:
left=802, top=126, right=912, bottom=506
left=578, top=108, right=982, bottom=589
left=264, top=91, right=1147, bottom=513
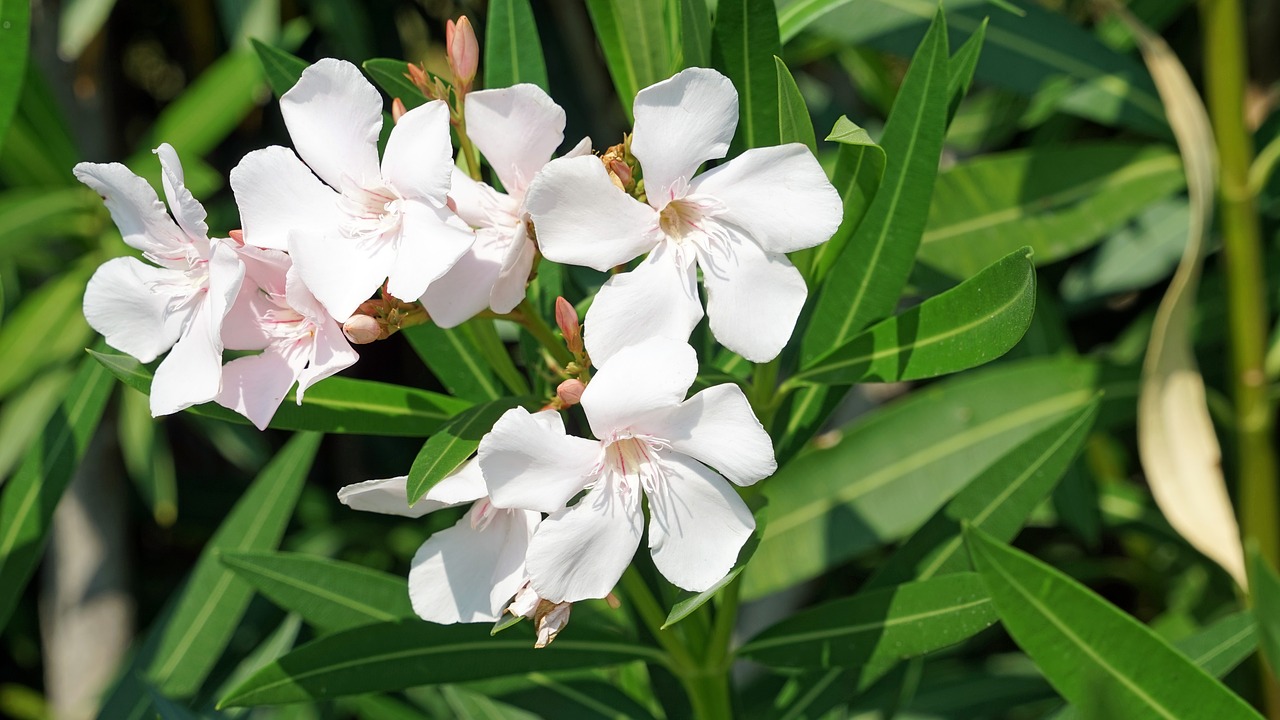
left=0, top=259, right=95, bottom=399
left=801, top=8, right=950, bottom=366
left=1060, top=198, right=1188, bottom=304
left=220, top=622, right=666, bottom=706
left=585, top=0, right=674, bottom=120
left=146, top=433, right=321, bottom=696
left=864, top=399, right=1099, bottom=591
left=966, top=525, right=1263, bottom=720
left=946, top=18, right=987, bottom=124
left=251, top=39, right=309, bottom=97
left=791, top=247, right=1036, bottom=387
left=119, top=387, right=178, bottom=526
left=0, top=0, right=31, bottom=153
left=220, top=550, right=413, bottom=633
left=663, top=530, right=760, bottom=628
left=498, top=674, right=658, bottom=720
left=465, top=318, right=530, bottom=396
left=711, top=0, right=781, bottom=153
left=677, top=0, right=711, bottom=69
left=0, top=188, right=100, bottom=262
left=0, top=366, right=73, bottom=482
left=363, top=58, right=430, bottom=110
left=407, top=396, right=529, bottom=504
left=90, top=350, right=472, bottom=436
left=774, top=57, right=816, bottom=152
left=739, top=573, right=997, bottom=669
left=0, top=354, right=114, bottom=628
left=402, top=323, right=502, bottom=402
left=1249, top=547, right=1280, bottom=683
left=485, top=0, right=549, bottom=90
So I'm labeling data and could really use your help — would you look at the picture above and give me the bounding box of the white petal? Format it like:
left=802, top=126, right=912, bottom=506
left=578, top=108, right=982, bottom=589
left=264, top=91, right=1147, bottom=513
left=381, top=100, right=453, bottom=202
left=525, top=155, right=660, bottom=272
left=631, top=68, right=738, bottom=206
left=73, top=162, right=187, bottom=257
left=420, top=227, right=508, bottom=328
left=338, top=476, right=437, bottom=518
left=215, top=347, right=306, bottom=430
left=280, top=58, right=383, bottom=189
left=294, top=321, right=358, bottom=402
left=153, top=143, right=209, bottom=241
left=700, top=234, right=807, bottom=363
left=83, top=257, right=184, bottom=362
left=386, top=200, right=475, bottom=303
left=581, top=243, right=703, bottom=367
left=647, top=454, right=754, bottom=592
left=448, top=169, right=516, bottom=228
left=691, top=144, right=843, bottom=254
left=288, top=230, right=394, bottom=321
left=479, top=407, right=600, bottom=514
left=490, top=223, right=534, bottom=314
left=580, top=335, right=698, bottom=440
left=564, top=136, right=594, bottom=158
left=230, top=146, right=343, bottom=251
left=465, top=85, right=565, bottom=196
left=409, top=505, right=539, bottom=623
left=526, top=479, right=643, bottom=602
left=424, top=457, right=489, bottom=506
left=643, top=384, right=776, bottom=486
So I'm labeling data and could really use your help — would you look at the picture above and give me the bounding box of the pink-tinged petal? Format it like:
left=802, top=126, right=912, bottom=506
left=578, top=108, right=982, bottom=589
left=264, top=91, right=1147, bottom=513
left=294, top=322, right=358, bottom=402
left=221, top=284, right=273, bottom=351
left=526, top=479, right=643, bottom=602
left=691, top=144, right=842, bottom=254
left=701, top=235, right=807, bottom=363
left=288, top=230, right=394, bottom=321
left=386, top=200, right=475, bottom=303
left=153, top=143, right=209, bottom=242
left=230, top=146, right=342, bottom=251
left=381, top=100, right=453, bottom=202
left=524, top=155, right=660, bottom=272
left=83, top=257, right=185, bottom=362
left=580, top=335, right=697, bottom=439
left=420, top=226, right=508, bottom=328
left=235, top=245, right=291, bottom=296
left=631, top=68, right=738, bottom=206
left=448, top=169, right=514, bottom=228
left=647, top=454, right=754, bottom=592
left=479, top=407, right=600, bottom=514
left=280, top=59, right=383, bottom=189
left=642, top=384, right=776, bottom=486
left=490, top=223, right=534, bottom=314
left=465, top=85, right=565, bottom=196
left=215, top=346, right=308, bottom=430
left=581, top=244, right=702, bottom=367
left=73, top=162, right=187, bottom=257
left=409, top=504, right=539, bottom=623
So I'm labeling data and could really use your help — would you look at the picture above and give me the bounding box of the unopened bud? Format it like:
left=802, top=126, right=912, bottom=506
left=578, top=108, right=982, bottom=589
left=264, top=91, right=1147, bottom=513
left=556, top=379, right=585, bottom=407
left=609, top=159, right=633, bottom=187
left=391, top=98, right=407, bottom=123
left=446, top=16, right=479, bottom=93
left=228, top=229, right=245, bottom=245
left=605, top=592, right=621, bottom=609
left=343, top=315, right=382, bottom=345
left=555, top=297, right=582, bottom=355
left=533, top=600, right=572, bottom=649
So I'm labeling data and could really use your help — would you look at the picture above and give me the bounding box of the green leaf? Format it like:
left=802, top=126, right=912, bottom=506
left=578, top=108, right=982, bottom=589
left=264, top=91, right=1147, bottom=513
left=711, top=0, right=781, bottom=153
left=1060, top=198, right=1187, bottom=304
left=219, top=622, right=666, bottom=706
left=0, top=354, right=114, bottom=629
left=0, top=366, right=73, bottom=482
left=774, top=57, right=815, bottom=153
left=743, top=355, right=1136, bottom=600
left=946, top=17, right=987, bottom=124
left=402, top=323, right=502, bottom=402
left=146, top=432, right=321, bottom=696
left=485, top=0, right=549, bottom=90
left=0, top=188, right=100, bottom=262
left=407, top=396, right=529, bottom=504
left=801, top=8, right=950, bottom=367
left=0, top=0, right=30, bottom=152
left=119, top=387, right=178, bottom=526
left=219, top=550, right=413, bottom=633
left=966, top=525, right=1263, bottom=720
left=0, top=259, right=95, bottom=400
left=663, top=529, right=760, bottom=628
left=919, top=143, right=1186, bottom=279
left=1249, top=547, right=1280, bottom=683
left=790, top=247, right=1036, bottom=387
left=251, top=39, right=309, bottom=97
left=739, top=573, right=996, bottom=670
left=863, top=398, right=1099, bottom=590
left=90, top=350, right=472, bottom=436
left=497, top=674, right=658, bottom=720
left=676, top=0, right=711, bottom=69
left=363, top=58, right=430, bottom=110
left=585, top=0, right=674, bottom=120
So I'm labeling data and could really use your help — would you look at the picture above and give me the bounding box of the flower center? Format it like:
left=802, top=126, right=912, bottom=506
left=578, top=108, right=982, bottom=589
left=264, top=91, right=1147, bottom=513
left=339, top=181, right=404, bottom=242
left=656, top=194, right=732, bottom=258
left=148, top=259, right=210, bottom=316
left=599, top=432, right=671, bottom=497
left=259, top=292, right=315, bottom=346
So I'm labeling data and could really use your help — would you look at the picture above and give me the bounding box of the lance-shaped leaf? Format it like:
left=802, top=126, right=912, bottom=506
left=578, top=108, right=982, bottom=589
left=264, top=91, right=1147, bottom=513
left=788, top=247, right=1036, bottom=387
left=407, top=396, right=531, bottom=504
left=219, top=621, right=667, bottom=706
left=775, top=56, right=815, bottom=152
left=676, top=0, right=711, bottom=69
left=90, top=350, right=471, bottom=437
left=251, top=39, right=308, bottom=97
left=403, top=323, right=503, bottom=403
left=220, top=551, right=413, bottom=633
left=946, top=18, right=986, bottom=123
left=711, top=0, right=781, bottom=153
left=586, top=0, right=674, bottom=120
left=1249, top=547, right=1280, bottom=683
left=966, top=525, right=1263, bottom=720
left=0, top=0, right=30, bottom=148
left=363, top=59, right=431, bottom=110
left=485, top=0, right=549, bottom=90
left=739, top=572, right=996, bottom=670
left=0, top=354, right=114, bottom=629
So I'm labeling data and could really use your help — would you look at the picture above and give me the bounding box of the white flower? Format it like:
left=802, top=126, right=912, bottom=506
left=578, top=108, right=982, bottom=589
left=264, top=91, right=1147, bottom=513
left=76, top=144, right=245, bottom=416
left=420, top=84, right=590, bottom=327
left=338, top=457, right=539, bottom=625
left=230, top=59, right=474, bottom=321
left=525, top=67, right=843, bottom=365
left=478, top=338, right=776, bottom=603
left=215, top=246, right=358, bottom=430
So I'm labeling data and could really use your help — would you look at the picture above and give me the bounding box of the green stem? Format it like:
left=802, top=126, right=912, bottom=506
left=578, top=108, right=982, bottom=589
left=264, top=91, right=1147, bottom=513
left=619, top=569, right=695, bottom=670
left=511, top=299, right=574, bottom=368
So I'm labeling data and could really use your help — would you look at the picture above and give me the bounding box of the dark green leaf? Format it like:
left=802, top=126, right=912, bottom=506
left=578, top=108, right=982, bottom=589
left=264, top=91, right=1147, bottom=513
left=585, top=0, right=675, bottom=120
left=251, top=39, right=309, bottom=97
left=946, top=18, right=987, bottom=124
left=403, top=323, right=503, bottom=403
left=407, top=396, right=529, bottom=504
left=711, top=0, right=781, bottom=153
left=774, top=56, right=816, bottom=153
left=677, top=0, right=711, bottom=69
left=0, top=0, right=31, bottom=154
left=966, top=525, right=1262, bottom=720
left=485, top=0, right=549, bottom=90
left=90, top=350, right=472, bottom=436
left=363, top=58, right=430, bottom=110
left=0, top=259, right=95, bottom=399
left=1250, top=547, right=1280, bottom=683
left=220, top=550, right=413, bottom=633
left=790, top=247, right=1036, bottom=387
left=498, top=675, right=657, bottom=720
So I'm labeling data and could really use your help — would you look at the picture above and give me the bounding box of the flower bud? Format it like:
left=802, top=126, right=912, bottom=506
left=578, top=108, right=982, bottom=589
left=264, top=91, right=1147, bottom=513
left=555, top=296, right=582, bottom=355
left=406, top=63, right=431, bottom=95
left=556, top=379, right=585, bottom=407
left=391, top=98, right=407, bottom=123
left=446, top=16, right=479, bottom=93
left=608, top=159, right=632, bottom=187
left=228, top=229, right=245, bottom=245
left=343, top=314, right=382, bottom=345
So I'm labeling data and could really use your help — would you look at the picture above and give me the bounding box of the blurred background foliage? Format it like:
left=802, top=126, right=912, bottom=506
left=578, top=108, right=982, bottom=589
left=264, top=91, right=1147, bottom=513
left=1, top=0, right=1279, bottom=718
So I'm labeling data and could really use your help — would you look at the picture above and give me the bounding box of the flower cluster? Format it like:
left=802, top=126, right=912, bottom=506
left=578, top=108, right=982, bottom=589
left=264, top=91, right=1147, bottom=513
left=78, top=17, right=841, bottom=644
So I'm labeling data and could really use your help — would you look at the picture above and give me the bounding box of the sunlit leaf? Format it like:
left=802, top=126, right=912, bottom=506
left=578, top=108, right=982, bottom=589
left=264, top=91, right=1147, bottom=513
left=711, top=0, right=781, bottom=153
left=407, top=396, right=530, bottom=504
left=485, top=0, right=549, bottom=90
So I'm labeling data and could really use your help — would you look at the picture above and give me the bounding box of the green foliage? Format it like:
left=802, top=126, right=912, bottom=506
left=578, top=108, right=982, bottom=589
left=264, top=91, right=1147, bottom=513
left=0, top=0, right=30, bottom=154
left=484, top=0, right=549, bottom=91
left=585, top=0, right=675, bottom=120
left=712, top=0, right=782, bottom=153
left=406, top=396, right=529, bottom=504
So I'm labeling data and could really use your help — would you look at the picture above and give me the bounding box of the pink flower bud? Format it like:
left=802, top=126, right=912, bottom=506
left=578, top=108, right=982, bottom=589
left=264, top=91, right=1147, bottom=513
left=228, top=229, right=245, bottom=245
left=609, top=159, right=632, bottom=186
left=391, top=98, right=407, bottom=123
left=343, top=315, right=382, bottom=345
left=446, top=16, right=479, bottom=93
left=555, top=297, right=582, bottom=355
left=556, top=379, right=585, bottom=407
